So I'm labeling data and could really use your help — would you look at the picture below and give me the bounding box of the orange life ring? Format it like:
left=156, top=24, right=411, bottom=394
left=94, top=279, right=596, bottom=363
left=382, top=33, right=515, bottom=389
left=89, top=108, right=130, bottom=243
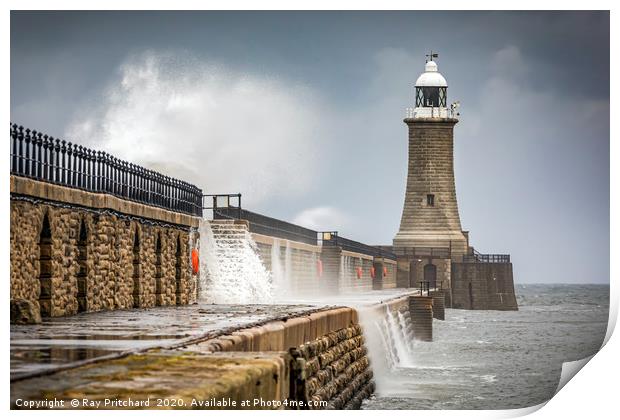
left=383, top=266, right=388, bottom=277
left=356, top=267, right=362, bottom=279
left=191, top=249, right=200, bottom=274
left=316, top=259, right=323, bottom=277
left=370, top=266, right=376, bottom=279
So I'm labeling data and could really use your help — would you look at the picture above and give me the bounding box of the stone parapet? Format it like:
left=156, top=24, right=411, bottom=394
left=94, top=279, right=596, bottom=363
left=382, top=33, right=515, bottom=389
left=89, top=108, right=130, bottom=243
left=11, top=350, right=291, bottom=410
left=11, top=175, right=200, bottom=228
left=187, top=307, right=358, bottom=353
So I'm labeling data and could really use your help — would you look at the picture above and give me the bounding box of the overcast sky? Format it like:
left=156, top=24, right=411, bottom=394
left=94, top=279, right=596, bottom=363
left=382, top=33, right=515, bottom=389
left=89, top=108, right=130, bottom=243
left=10, top=11, right=609, bottom=284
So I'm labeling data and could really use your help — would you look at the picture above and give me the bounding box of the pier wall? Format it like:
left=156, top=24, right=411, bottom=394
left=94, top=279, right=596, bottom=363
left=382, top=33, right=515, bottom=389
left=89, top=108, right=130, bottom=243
left=228, top=221, right=398, bottom=295
left=12, top=306, right=377, bottom=410
left=10, top=176, right=200, bottom=321
left=253, top=234, right=323, bottom=296
left=451, top=262, right=518, bottom=310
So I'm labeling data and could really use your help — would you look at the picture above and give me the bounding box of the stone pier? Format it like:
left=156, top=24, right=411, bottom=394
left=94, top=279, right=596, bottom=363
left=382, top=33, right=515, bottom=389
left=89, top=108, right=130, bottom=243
left=429, top=290, right=446, bottom=320
left=409, top=296, right=434, bottom=341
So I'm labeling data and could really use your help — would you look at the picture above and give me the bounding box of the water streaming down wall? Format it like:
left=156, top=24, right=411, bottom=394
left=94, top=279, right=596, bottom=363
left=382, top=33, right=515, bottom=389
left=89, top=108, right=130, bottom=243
left=357, top=300, right=417, bottom=393
left=270, top=239, right=294, bottom=300
left=198, top=219, right=274, bottom=304
left=338, top=254, right=374, bottom=294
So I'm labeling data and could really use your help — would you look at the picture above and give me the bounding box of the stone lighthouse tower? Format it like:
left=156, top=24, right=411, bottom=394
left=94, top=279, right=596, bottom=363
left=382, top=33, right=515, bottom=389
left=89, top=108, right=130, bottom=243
left=393, top=54, right=469, bottom=301
left=392, top=53, right=518, bottom=311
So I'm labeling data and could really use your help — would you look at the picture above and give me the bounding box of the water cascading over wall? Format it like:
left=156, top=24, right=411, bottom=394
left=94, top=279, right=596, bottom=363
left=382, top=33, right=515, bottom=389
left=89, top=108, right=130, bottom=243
left=357, top=297, right=417, bottom=393
left=198, top=219, right=273, bottom=304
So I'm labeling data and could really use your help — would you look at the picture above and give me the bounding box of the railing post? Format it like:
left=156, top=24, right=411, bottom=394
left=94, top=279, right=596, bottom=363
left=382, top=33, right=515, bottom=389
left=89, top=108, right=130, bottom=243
left=78, top=145, right=85, bottom=189
left=101, top=152, right=107, bottom=192
left=141, top=167, right=147, bottom=203
left=124, top=161, right=129, bottom=199
left=127, top=162, right=134, bottom=200
left=10, top=124, right=17, bottom=172
left=33, top=131, right=43, bottom=179
left=83, top=147, right=90, bottom=190
left=135, top=165, right=141, bottom=202
left=113, top=157, right=118, bottom=196
left=67, top=141, right=75, bottom=186
left=52, top=138, right=60, bottom=183
left=111, top=156, right=117, bottom=195
left=60, top=140, right=67, bottom=184
left=24, top=128, right=32, bottom=177
left=140, top=165, right=145, bottom=202
left=16, top=126, right=24, bottom=175
left=172, top=178, right=176, bottom=211
left=78, top=146, right=85, bottom=189
left=42, top=134, right=49, bottom=181
left=95, top=151, right=101, bottom=192
left=153, top=170, right=158, bottom=206
left=105, top=153, right=111, bottom=193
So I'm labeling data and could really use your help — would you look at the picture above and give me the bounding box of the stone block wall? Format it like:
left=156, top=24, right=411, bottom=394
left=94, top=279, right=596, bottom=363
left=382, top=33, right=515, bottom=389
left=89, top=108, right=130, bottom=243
left=10, top=176, right=200, bottom=321
left=451, top=262, right=518, bottom=310
left=289, top=325, right=374, bottom=409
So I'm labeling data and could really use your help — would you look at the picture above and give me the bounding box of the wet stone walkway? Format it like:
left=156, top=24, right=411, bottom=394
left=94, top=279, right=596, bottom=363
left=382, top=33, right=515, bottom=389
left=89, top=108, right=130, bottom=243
left=10, top=303, right=324, bottom=380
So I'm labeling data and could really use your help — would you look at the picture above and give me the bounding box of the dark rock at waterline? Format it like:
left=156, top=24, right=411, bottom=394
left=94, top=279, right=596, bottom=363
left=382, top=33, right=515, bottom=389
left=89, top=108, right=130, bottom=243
left=10, top=299, right=41, bottom=324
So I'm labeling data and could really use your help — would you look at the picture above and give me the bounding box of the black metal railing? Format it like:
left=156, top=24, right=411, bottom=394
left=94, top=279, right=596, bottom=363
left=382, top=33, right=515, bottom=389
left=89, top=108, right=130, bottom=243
left=203, top=193, right=242, bottom=219
left=463, top=251, right=511, bottom=263
left=10, top=123, right=203, bottom=217
left=320, top=231, right=398, bottom=260
left=393, top=246, right=452, bottom=258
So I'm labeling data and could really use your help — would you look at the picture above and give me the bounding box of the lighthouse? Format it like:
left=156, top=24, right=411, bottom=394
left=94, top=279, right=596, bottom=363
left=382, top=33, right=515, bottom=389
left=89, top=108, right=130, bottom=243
left=392, top=53, right=518, bottom=311
left=393, top=53, right=469, bottom=303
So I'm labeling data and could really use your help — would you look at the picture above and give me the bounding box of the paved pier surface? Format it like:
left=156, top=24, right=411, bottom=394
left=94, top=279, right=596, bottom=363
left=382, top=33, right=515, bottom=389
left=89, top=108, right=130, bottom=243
left=10, top=304, right=321, bottom=380
left=11, top=289, right=419, bottom=381
left=275, top=288, right=421, bottom=307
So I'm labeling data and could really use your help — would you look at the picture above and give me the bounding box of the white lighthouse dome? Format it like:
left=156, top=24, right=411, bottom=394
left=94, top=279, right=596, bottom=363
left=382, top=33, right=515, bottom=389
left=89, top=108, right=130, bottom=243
left=415, top=60, right=448, bottom=87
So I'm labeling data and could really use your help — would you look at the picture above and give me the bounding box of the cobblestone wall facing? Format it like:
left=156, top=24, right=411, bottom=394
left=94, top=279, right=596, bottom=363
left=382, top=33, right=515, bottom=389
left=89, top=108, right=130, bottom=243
left=10, top=198, right=199, bottom=320
left=289, top=325, right=375, bottom=409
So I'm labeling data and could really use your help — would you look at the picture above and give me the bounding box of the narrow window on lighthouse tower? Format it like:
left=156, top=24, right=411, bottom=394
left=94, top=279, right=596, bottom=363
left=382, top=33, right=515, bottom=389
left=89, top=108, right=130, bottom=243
left=427, top=194, right=435, bottom=206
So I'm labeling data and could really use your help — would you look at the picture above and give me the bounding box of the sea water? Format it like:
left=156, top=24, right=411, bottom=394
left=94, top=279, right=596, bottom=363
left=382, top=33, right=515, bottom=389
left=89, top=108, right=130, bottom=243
left=362, top=284, right=609, bottom=409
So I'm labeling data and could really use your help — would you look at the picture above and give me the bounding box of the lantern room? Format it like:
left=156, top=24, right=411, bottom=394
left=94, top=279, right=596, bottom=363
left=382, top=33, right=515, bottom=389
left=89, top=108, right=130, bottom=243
left=412, top=54, right=450, bottom=118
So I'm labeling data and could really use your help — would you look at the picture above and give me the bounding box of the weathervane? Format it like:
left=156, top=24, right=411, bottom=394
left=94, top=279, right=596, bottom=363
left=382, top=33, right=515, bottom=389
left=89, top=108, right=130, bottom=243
left=425, top=51, right=439, bottom=63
